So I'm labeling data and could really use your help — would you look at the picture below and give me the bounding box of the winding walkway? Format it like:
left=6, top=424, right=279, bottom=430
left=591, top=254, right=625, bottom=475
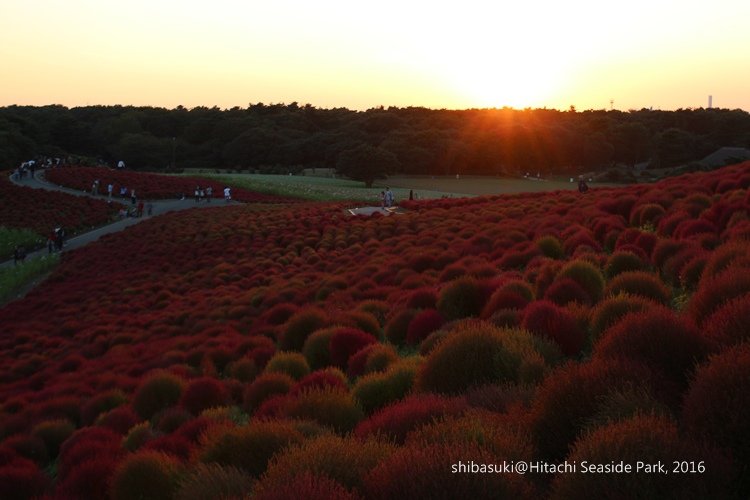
left=2, top=172, right=240, bottom=270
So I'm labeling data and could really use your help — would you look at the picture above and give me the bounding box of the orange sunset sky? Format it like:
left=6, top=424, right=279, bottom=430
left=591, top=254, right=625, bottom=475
left=1, top=0, right=749, bottom=111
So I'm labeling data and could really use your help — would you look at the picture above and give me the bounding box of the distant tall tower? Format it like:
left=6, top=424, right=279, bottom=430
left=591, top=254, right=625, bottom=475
left=708, top=95, right=713, bottom=109
left=610, top=99, right=614, bottom=110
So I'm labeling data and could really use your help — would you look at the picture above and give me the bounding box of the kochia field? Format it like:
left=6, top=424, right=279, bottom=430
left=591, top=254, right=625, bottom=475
left=1, top=163, right=749, bottom=499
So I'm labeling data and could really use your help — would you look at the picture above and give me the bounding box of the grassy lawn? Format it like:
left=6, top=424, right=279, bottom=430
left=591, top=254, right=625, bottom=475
left=0, top=226, right=45, bottom=261
left=186, top=173, right=472, bottom=202
left=0, top=253, right=59, bottom=304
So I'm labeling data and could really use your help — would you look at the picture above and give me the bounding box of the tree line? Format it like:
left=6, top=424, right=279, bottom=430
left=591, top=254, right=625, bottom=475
left=1, top=103, right=749, bottom=179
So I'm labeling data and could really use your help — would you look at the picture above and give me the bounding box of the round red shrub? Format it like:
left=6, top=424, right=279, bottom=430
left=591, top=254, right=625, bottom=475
left=363, top=442, right=535, bottom=499
left=416, top=320, right=559, bottom=394
left=436, top=277, right=486, bottom=320
left=481, top=288, right=530, bottom=318
left=682, top=342, right=750, bottom=489
left=0, top=458, right=50, bottom=500
left=604, top=271, right=672, bottom=304
left=132, top=371, right=185, bottom=419
left=81, top=389, right=128, bottom=426
left=406, top=309, right=445, bottom=345
left=594, top=307, right=709, bottom=391
left=96, top=406, right=141, bottom=435
left=283, top=388, right=365, bottom=433
left=291, top=368, right=349, bottom=395
left=589, top=293, right=656, bottom=342
left=688, top=266, right=750, bottom=325
left=543, top=278, right=592, bottom=306
left=2, top=435, right=48, bottom=467
left=257, top=435, right=395, bottom=493
left=264, top=351, right=310, bottom=380
left=242, top=373, right=295, bottom=414
left=604, top=251, right=647, bottom=278
left=180, top=377, right=231, bottom=415
left=347, top=344, right=399, bottom=379
left=529, top=359, right=657, bottom=460
left=556, top=259, right=605, bottom=303
left=198, top=420, right=304, bottom=476
left=279, top=308, right=329, bottom=351
left=255, top=472, right=362, bottom=500
left=702, top=293, right=750, bottom=348
left=31, top=419, right=75, bottom=459
left=521, top=300, right=586, bottom=356
left=111, top=450, right=183, bottom=500
left=701, top=241, right=750, bottom=279
left=551, top=414, right=733, bottom=499
left=384, top=309, right=417, bottom=345
left=405, top=288, right=438, bottom=309
left=329, top=328, right=377, bottom=368
left=57, top=454, right=122, bottom=499
left=354, top=394, right=467, bottom=444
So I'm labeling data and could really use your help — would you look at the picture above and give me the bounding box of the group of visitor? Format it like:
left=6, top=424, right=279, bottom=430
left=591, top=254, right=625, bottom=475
left=47, top=227, right=66, bottom=253
left=194, top=186, right=214, bottom=202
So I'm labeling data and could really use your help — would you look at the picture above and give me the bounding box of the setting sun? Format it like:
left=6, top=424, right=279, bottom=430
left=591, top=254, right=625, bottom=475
left=1, top=0, right=749, bottom=110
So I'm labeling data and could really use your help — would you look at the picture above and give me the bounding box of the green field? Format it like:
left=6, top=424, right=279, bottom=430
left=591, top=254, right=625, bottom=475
left=0, top=227, right=44, bottom=261
left=186, top=173, right=472, bottom=202
left=0, top=253, right=59, bottom=304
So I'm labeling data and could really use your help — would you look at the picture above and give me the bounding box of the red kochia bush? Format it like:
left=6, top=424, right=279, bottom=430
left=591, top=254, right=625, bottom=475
left=363, top=442, right=536, bottom=500
left=354, top=394, right=467, bottom=444
left=110, top=450, right=183, bottom=500
left=0, top=457, right=50, bottom=500
left=604, top=271, right=672, bottom=305
left=279, top=308, right=329, bottom=351
left=481, top=289, right=530, bottom=317
left=521, top=300, right=586, bottom=356
left=436, top=277, right=486, bottom=320
left=687, top=266, right=750, bottom=325
left=682, top=343, right=750, bottom=488
left=132, top=371, right=185, bottom=419
left=254, top=472, right=363, bottom=500
left=180, top=377, right=231, bottom=415
left=291, top=368, right=349, bottom=395
left=256, top=435, right=395, bottom=493
left=56, top=427, right=124, bottom=497
left=96, top=406, right=141, bottom=435
left=702, top=293, right=750, bottom=348
left=347, top=344, right=399, bottom=378
left=543, top=278, right=592, bottom=306
left=529, top=359, right=657, bottom=460
left=594, top=307, right=709, bottom=392
left=405, top=288, right=438, bottom=309
left=242, top=373, right=295, bottom=413
left=384, top=309, right=417, bottom=345
left=551, top=415, right=733, bottom=499
left=406, top=309, right=445, bottom=345
left=328, top=328, right=377, bottom=368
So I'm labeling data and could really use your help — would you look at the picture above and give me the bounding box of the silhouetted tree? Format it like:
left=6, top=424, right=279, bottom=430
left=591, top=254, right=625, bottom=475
left=336, top=143, right=398, bottom=187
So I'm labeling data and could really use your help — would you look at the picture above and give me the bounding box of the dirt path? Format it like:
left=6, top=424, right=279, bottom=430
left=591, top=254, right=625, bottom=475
left=1, top=172, right=240, bottom=270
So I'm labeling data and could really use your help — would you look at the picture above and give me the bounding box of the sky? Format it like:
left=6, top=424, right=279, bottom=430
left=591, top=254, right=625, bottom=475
left=1, top=0, right=749, bottom=111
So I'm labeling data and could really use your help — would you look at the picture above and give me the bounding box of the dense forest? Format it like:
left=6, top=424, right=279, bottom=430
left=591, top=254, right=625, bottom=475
left=2, top=104, right=750, bottom=177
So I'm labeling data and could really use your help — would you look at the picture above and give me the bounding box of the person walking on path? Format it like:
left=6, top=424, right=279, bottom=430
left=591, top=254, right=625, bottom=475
left=13, top=245, right=26, bottom=265
left=206, top=186, right=212, bottom=202
left=224, top=187, right=231, bottom=202
left=195, top=186, right=200, bottom=203
left=385, top=187, right=394, bottom=208
left=131, top=189, right=137, bottom=205
left=107, top=183, right=113, bottom=200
